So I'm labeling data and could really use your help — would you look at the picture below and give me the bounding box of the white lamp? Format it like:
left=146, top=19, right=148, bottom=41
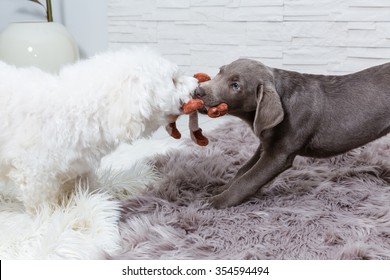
left=0, top=21, right=79, bottom=73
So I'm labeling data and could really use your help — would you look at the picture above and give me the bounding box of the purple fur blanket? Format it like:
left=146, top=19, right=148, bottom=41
left=110, top=120, right=390, bottom=259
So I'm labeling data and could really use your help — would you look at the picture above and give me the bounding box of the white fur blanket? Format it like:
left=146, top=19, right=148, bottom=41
left=0, top=158, right=159, bottom=259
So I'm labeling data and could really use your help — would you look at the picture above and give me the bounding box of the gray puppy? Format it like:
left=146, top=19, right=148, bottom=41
left=195, top=58, right=390, bottom=209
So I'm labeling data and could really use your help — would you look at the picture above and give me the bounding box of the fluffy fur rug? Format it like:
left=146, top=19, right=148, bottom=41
left=111, top=120, right=390, bottom=260
left=0, top=161, right=159, bottom=259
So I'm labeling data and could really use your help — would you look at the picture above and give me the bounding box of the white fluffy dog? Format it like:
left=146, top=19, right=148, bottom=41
left=0, top=48, right=198, bottom=212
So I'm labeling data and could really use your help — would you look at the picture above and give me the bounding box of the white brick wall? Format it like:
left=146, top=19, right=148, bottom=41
left=108, top=0, right=390, bottom=75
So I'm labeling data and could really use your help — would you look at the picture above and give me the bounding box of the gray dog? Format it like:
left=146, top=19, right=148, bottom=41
left=195, top=58, right=390, bottom=209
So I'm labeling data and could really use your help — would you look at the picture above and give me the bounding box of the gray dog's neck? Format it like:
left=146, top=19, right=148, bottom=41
left=272, top=68, right=312, bottom=98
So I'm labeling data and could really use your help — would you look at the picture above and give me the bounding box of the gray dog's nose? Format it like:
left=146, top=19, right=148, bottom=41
left=194, top=86, right=206, bottom=98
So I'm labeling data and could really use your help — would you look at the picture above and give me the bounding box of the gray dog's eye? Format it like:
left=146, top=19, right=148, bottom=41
left=231, top=82, right=240, bottom=91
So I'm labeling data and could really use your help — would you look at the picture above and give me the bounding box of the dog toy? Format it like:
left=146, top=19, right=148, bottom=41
left=166, top=73, right=228, bottom=146
left=166, top=98, right=208, bottom=145
left=166, top=73, right=210, bottom=146
left=193, top=72, right=211, bottom=83
left=207, top=102, right=228, bottom=118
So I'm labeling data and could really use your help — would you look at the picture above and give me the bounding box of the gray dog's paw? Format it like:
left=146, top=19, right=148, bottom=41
left=211, top=183, right=230, bottom=195
left=209, top=193, right=230, bottom=209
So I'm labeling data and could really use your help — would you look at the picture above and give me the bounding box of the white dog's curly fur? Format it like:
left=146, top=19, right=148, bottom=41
left=0, top=48, right=198, bottom=212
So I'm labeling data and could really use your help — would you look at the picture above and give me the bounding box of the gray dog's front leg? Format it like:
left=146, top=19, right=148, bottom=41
left=210, top=151, right=293, bottom=209
left=213, top=144, right=263, bottom=195
left=235, top=144, right=263, bottom=178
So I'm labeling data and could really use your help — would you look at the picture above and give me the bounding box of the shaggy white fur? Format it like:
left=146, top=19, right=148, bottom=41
left=0, top=47, right=198, bottom=212
left=0, top=158, right=160, bottom=259
left=0, top=190, right=121, bottom=259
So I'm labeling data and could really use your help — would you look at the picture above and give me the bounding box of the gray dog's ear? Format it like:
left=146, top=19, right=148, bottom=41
left=253, top=82, right=284, bottom=136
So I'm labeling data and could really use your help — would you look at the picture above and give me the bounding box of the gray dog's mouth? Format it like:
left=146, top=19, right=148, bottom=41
left=198, top=103, right=220, bottom=114
left=198, top=107, right=208, bottom=114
